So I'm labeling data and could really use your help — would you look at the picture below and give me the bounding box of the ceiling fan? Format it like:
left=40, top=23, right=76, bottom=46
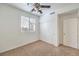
left=27, top=3, right=51, bottom=14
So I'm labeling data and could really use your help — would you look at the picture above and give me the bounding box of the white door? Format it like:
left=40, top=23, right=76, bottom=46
left=63, top=17, right=77, bottom=48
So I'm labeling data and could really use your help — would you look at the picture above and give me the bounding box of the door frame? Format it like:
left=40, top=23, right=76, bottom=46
left=58, top=9, right=78, bottom=48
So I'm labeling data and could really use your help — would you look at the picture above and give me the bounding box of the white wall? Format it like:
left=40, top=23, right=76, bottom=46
left=40, top=13, right=59, bottom=46
left=0, top=4, right=40, bottom=53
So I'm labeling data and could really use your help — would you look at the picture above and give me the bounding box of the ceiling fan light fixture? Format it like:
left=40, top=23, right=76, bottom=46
left=27, top=3, right=51, bottom=14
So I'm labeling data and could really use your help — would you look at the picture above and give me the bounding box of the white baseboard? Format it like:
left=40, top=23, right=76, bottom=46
left=41, top=39, right=59, bottom=47
left=0, top=39, right=38, bottom=53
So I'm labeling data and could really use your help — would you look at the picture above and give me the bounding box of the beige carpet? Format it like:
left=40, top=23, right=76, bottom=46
left=0, top=40, right=79, bottom=56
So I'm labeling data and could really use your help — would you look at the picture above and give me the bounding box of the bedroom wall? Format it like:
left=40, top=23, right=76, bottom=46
left=0, top=4, right=40, bottom=53
left=40, top=13, right=59, bottom=46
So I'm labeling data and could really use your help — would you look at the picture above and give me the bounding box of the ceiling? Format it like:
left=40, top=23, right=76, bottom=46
left=8, top=3, right=78, bottom=16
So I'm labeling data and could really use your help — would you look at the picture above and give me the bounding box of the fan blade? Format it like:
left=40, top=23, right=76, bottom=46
left=38, top=10, right=43, bottom=14
left=31, top=8, right=34, bottom=12
left=31, top=8, right=36, bottom=12
left=40, top=5, right=51, bottom=8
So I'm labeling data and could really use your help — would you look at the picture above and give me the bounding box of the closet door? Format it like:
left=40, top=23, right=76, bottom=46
left=63, top=17, right=77, bottom=48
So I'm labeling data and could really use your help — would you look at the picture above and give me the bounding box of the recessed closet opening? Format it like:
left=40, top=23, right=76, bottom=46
left=58, top=9, right=79, bottom=49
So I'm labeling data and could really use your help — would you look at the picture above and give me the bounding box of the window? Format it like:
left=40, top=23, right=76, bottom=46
left=21, top=16, right=36, bottom=32
left=29, top=18, right=35, bottom=32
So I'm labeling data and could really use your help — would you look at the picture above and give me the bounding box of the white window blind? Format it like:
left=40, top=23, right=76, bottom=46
left=21, top=16, right=36, bottom=32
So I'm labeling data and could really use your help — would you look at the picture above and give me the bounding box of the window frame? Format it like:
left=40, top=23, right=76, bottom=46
left=21, top=16, right=36, bottom=32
